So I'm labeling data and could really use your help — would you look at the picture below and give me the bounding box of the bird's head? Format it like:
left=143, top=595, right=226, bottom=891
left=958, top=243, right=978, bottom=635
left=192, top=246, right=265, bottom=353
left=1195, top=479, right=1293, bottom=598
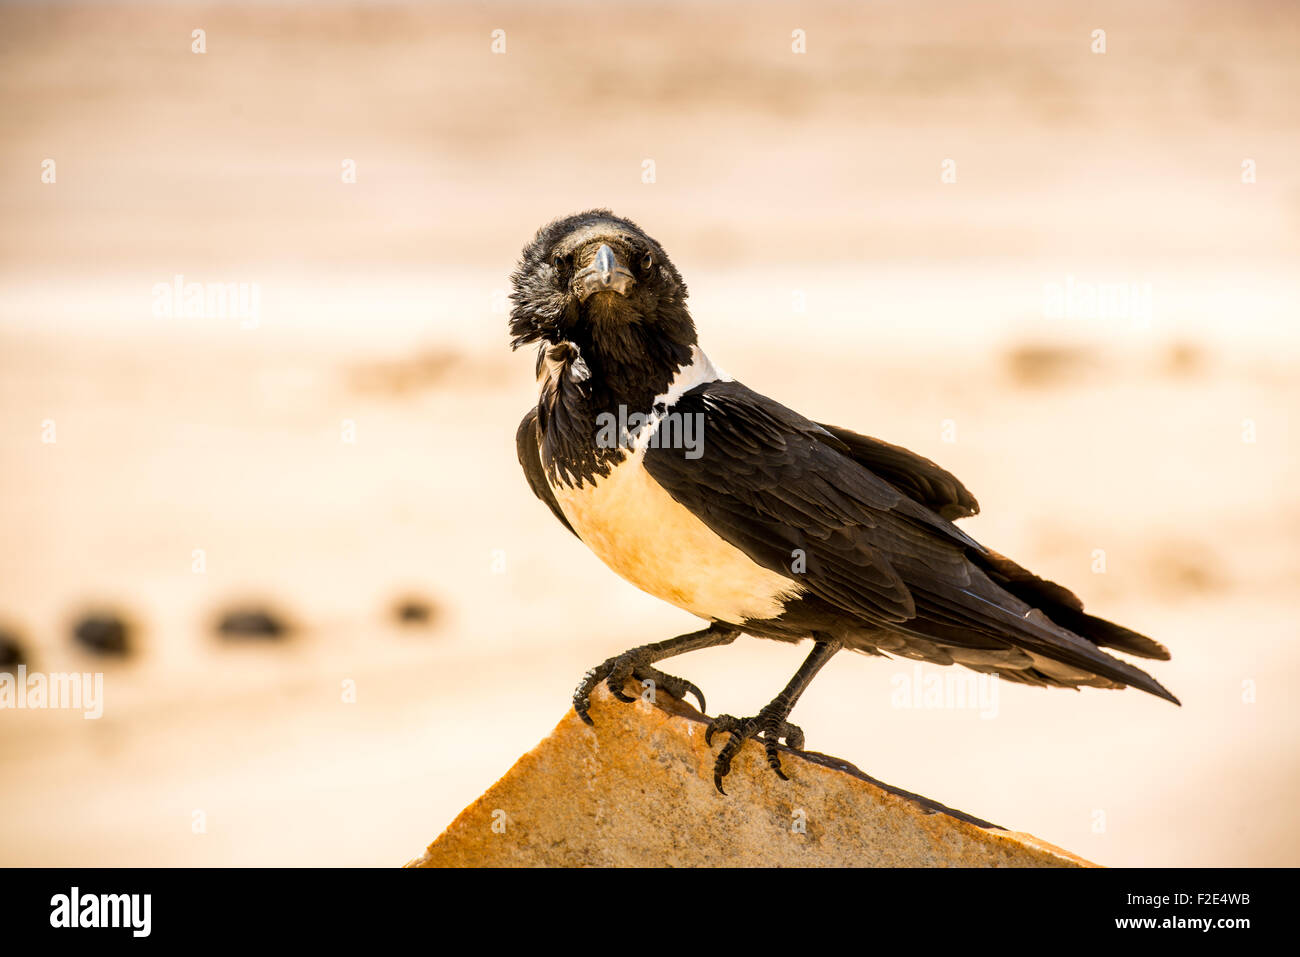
left=508, top=210, right=697, bottom=370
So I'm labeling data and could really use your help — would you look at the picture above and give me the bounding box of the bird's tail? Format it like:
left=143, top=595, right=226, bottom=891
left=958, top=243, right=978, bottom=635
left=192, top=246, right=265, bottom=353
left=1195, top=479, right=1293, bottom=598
left=1041, top=606, right=1170, bottom=661
left=969, top=548, right=1177, bottom=703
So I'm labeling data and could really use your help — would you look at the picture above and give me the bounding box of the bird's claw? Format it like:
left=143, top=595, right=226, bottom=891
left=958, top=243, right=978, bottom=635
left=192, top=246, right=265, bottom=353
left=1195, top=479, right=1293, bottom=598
left=705, top=711, right=805, bottom=794
left=573, top=653, right=707, bottom=724
left=631, top=665, right=706, bottom=715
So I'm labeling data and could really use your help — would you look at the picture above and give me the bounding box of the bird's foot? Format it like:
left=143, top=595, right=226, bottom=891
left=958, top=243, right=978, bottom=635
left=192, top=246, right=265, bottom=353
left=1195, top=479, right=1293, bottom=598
left=573, top=652, right=706, bottom=725
left=705, top=709, right=805, bottom=794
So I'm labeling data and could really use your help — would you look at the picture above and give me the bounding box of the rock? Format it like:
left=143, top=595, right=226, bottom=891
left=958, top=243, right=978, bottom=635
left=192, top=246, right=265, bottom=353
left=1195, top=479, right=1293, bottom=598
left=72, top=613, right=131, bottom=657
left=1003, top=342, right=1099, bottom=388
left=391, top=595, right=437, bottom=627
left=407, top=681, right=1094, bottom=868
left=215, top=607, right=290, bottom=641
left=0, top=628, right=24, bottom=672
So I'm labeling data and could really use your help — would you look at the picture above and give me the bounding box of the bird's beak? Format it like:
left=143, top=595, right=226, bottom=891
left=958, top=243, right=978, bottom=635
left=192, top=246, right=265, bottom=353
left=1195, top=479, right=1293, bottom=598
left=575, top=244, right=635, bottom=301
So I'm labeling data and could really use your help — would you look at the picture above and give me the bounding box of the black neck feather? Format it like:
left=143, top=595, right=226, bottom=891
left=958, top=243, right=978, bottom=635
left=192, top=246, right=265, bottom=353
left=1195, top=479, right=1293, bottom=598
left=536, top=309, right=696, bottom=488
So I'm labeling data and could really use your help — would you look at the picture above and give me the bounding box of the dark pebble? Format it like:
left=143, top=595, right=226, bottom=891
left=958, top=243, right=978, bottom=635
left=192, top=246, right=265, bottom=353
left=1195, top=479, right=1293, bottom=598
left=0, top=629, right=25, bottom=671
left=73, top=613, right=131, bottom=656
left=392, top=596, right=438, bottom=627
left=217, top=608, right=289, bottom=641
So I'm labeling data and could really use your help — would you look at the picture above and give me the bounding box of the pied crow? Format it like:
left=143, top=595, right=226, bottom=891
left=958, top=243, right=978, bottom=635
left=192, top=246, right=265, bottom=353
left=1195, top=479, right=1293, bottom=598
left=510, top=209, right=1177, bottom=793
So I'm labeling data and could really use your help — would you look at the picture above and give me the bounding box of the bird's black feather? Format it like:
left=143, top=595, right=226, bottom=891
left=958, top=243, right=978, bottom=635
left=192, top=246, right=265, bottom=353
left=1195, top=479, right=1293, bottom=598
left=976, top=548, right=1171, bottom=660
left=814, top=423, right=979, bottom=520
left=516, top=407, right=577, bottom=538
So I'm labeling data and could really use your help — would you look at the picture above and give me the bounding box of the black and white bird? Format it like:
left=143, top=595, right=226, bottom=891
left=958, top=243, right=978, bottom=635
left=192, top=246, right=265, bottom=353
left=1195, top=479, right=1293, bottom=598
left=511, top=209, right=1177, bottom=792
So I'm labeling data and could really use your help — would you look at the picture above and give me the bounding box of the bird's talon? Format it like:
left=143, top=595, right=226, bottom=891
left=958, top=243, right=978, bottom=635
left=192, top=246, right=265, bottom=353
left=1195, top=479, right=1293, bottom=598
left=765, top=738, right=790, bottom=780
left=664, top=675, right=707, bottom=713
left=630, top=666, right=708, bottom=713
left=706, top=712, right=802, bottom=791
left=704, top=713, right=738, bottom=747
left=575, top=652, right=710, bottom=721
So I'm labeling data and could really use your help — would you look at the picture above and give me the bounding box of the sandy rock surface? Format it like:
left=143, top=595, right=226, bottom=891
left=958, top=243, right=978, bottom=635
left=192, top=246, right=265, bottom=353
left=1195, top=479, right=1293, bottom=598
left=411, top=682, right=1092, bottom=867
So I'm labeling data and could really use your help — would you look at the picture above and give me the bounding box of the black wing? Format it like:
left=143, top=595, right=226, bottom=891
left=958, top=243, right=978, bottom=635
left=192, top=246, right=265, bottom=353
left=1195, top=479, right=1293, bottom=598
left=642, top=380, right=1177, bottom=702
left=814, top=423, right=978, bottom=520
left=516, top=407, right=577, bottom=538
left=818, top=422, right=1168, bottom=661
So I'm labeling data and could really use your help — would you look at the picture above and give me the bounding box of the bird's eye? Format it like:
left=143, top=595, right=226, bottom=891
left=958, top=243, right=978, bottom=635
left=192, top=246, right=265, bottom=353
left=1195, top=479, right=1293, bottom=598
left=550, top=253, right=565, bottom=271
left=640, top=251, right=655, bottom=272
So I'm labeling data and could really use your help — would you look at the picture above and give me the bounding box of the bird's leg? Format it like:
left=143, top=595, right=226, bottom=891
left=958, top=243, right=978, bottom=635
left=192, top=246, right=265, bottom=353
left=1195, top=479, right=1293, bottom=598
left=706, top=635, right=843, bottom=794
left=573, top=623, right=740, bottom=725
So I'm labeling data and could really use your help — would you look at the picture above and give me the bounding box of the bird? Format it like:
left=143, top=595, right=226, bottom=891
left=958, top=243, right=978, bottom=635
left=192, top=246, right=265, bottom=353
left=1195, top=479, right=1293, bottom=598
left=510, top=209, right=1178, bottom=793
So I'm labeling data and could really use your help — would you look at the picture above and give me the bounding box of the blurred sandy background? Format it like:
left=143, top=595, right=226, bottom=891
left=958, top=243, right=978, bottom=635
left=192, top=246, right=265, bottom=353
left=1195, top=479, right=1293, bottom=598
left=1, top=0, right=1298, bottom=866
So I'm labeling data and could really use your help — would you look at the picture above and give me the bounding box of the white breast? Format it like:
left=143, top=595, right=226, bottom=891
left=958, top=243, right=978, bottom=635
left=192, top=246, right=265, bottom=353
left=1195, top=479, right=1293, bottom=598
left=550, top=449, right=800, bottom=623
left=546, top=347, right=802, bottom=624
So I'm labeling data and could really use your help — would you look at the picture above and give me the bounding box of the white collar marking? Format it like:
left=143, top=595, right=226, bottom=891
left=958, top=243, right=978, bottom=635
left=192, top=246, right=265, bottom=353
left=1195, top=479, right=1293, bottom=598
left=655, top=345, right=730, bottom=408
left=629, top=345, right=730, bottom=455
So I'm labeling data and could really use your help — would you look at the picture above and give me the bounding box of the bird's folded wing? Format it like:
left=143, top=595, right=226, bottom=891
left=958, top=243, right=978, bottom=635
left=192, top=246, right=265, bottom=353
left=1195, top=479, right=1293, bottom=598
left=642, top=381, right=981, bottom=627
left=813, top=422, right=979, bottom=520
left=516, top=407, right=578, bottom=538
